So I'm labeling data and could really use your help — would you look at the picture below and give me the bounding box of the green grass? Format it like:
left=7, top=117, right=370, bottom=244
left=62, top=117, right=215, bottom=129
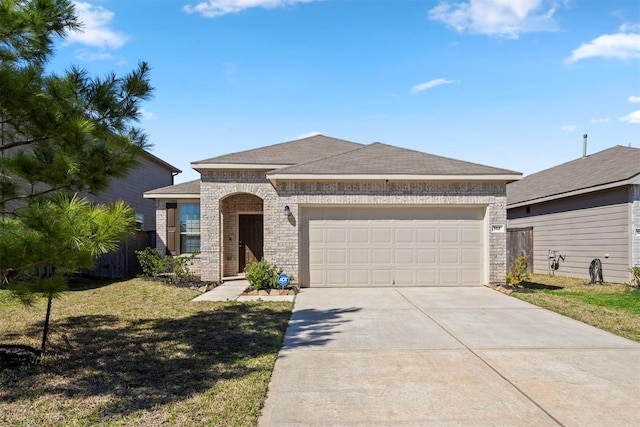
left=1, top=278, right=293, bottom=426
left=512, top=274, right=640, bottom=342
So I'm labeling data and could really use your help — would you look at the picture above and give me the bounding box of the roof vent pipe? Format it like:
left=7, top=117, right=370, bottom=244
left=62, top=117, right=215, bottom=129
left=583, top=134, right=588, bottom=158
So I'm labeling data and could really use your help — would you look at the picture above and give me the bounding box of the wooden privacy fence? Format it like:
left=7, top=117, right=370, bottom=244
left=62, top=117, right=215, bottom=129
left=84, top=231, right=155, bottom=279
left=507, top=227, right=533, bottom=272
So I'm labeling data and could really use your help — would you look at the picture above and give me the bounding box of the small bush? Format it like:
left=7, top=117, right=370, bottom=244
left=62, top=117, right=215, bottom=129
left=244, top=258, right=282, bottom=290
left=136, top=247, right=169, bottom=277
left=630, top=266, right=640, bottom=288
left=506, top=256, right=530, bottom=287
left=168, top=252, right=198, bottom=284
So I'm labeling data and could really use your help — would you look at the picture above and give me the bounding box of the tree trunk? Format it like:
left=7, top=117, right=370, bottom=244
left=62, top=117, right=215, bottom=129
left=41, top=294, right=53, bottom=353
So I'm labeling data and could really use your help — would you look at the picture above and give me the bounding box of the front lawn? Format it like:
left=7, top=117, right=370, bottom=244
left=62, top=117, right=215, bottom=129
left=512, top=274, right=640, bottom=343
left=0, top=278, right=293, bottom=426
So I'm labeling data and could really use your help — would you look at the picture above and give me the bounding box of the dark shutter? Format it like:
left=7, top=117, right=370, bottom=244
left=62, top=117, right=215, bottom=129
left=166, top=203, right=179, bottom=255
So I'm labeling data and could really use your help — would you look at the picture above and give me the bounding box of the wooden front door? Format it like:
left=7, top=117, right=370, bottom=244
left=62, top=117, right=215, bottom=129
left=239, top=214, right=263, bottom=272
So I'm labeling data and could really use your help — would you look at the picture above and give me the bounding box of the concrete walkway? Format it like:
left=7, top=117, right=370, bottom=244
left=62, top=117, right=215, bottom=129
left=259, top=287, right=640, bottom=426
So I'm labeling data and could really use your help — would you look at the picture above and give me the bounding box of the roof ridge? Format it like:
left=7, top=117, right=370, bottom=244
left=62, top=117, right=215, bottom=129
left=267, top=141, right=373, bottom=174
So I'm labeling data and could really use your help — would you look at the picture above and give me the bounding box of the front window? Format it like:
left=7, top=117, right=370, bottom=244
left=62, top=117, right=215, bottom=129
left=180, top=204, right=200, bottom=253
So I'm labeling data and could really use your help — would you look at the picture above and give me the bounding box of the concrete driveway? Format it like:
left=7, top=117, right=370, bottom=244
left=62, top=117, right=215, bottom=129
left=259, top=287, right=640, bottom=426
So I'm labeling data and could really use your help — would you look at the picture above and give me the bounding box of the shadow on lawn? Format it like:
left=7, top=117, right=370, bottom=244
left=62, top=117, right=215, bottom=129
left=521, top=281, right=563, bottom=291
left=0, top=304, right=292, bottom=421
left=0, top=304, right=361, bottom=422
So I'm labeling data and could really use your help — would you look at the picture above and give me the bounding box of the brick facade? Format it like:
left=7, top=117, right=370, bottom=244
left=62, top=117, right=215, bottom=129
left=176, top=171, right=509, bottom=285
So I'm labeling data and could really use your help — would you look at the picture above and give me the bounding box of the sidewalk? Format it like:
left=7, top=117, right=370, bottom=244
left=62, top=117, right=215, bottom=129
left=192, top=279, right=296, bottom=302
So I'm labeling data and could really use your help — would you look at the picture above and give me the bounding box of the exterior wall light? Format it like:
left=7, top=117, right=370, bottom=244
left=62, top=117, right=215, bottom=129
left=284, top=205, right=291, bottom=217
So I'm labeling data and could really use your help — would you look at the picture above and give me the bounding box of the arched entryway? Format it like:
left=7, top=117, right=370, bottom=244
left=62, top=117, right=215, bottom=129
left=219, top=193, right=264, bottom=277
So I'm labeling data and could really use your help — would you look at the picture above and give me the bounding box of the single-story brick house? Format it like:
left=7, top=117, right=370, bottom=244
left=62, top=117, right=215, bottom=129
left=144, top=135, right=521, bottom=287
left=507, top=145, right=640, bottom=283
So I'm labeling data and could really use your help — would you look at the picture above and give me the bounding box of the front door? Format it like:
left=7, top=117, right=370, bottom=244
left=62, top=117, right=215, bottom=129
left=239, top=214, right=263, bottom=272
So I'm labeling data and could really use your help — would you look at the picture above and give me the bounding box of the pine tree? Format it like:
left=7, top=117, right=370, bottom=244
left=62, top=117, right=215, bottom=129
left=0, top=0, right=154, bottom=353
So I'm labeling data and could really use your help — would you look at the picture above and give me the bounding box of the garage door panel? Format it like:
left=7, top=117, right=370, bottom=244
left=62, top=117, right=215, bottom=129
left=326, top=269, right=347, bottom=286
left=309, top=228, right=324, bottom=244
left=349, top=270, right=370, bottom=285
left=439, top=228, right=460, bottom=244
left=462, top=269, right=482, bottom=285
left=371, top=270, right=392, bottom=285
left=417, top=228, right=437, bottom=243
left=309, top=248, right=324, bottom=264
left=304, top=207, right=484, bottom=286
left=462, top=248, right=482, bottom=263
left=461, top=228, right=483, bottom=244
left=395, top=229, right=415, bottom=244
left=418, top=249, right=437, bottom=264
left=372, top=228, right=392, bottom=243
left=439, top=270, right=460, bottom=285
left=326, top=228, right=347, bottom=243
left=439, top=249, right=460, bottom=264
left=395, top=249, right=414, bottom=264
left=349, top=249, right=369, bottom=264
left=394, top=269, right=415, bottom=285
left=326, top=249, right=347, bottom=264
left=349, top=228, right=369, bottom=244
left=372, top=249, right=392, bottom=264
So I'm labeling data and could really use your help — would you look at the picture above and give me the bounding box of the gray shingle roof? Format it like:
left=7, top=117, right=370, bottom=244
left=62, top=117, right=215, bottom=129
left=507, top=145, right=640, bottom=206
left=144, top=179, right=200, bottom=196
left=192, top=134, right=362, bottom=166
left=268, top=142, right=520, bottom=176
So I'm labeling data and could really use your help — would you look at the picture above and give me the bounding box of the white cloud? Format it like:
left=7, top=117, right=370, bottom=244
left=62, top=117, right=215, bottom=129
left=590, top=117, right=611, bottom=123
left=67, top=2, right=128, bottom=49
left=139, top=108, right=158, bottom=120
left=428, top=0, right=558, bottom=38
left=410, top=78, right=454, bottom=94
left=566, top=32, right=640, bottom=63
left=560, top=125, right=577, bottom=131
left=74, top=49, right=115, bottom=62
left=295, top=131, right=321, bottom=139
left=629, top=96, right=640, bottom=103
left=619, top=110, right=640, bottom=124
left=183, top=0, right=318, bottom=18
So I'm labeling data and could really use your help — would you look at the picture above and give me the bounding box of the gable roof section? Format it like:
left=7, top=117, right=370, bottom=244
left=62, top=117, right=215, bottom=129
left=267, top=142, right=521, bottom=182
left=143, top=179, right=200, bottom=199
left=507, top=145, right=640, bottom=207
left=191, top=134, right=362, bottom=170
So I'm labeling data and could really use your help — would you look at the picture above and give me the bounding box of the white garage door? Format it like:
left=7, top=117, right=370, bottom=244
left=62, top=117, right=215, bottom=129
left=301, top=207, right=484, bottom=287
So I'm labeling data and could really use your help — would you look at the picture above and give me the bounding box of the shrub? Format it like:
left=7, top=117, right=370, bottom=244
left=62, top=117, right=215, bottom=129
left=135, top=247, right=169, bottom=277
left=630, top=266, right=640, bottom=288
left=168, top=252, right=198, bottom=284
left=506, top=256, right=530, bottom=287
left=244, top=258, right=282, bottom=290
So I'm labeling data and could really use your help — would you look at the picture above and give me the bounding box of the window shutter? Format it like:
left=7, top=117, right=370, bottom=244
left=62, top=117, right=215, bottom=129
left=166, top=203, right=179, bottom=255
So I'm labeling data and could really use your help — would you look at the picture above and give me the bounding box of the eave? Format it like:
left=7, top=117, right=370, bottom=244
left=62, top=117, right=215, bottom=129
left=507, top=174, right=640, bottom=209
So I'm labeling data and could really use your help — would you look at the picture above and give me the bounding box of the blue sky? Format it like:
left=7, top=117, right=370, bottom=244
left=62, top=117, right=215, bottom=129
left=49, top=0, right=640, bottom=183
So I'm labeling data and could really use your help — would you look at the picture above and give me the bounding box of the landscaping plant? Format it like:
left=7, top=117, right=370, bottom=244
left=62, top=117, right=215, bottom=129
left=244, top=258, right=282, bottom=290
left=505, top=255, right=530, bottom=286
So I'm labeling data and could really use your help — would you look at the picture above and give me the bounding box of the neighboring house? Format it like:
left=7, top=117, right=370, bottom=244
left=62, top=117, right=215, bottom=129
left=85, top=150, right=181, bottom=231
left=84, top=150, right=181, bottom=279
left=507, top=145, right=640, bottom=284
left=144, top=135, right=521, bottom=287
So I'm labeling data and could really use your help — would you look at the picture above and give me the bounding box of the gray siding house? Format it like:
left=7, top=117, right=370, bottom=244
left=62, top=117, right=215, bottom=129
left=145, top=135, right=521, bottom=287
left=507, top=145, right=640, bottom=284
left=85, top=150, right=181, bottom=232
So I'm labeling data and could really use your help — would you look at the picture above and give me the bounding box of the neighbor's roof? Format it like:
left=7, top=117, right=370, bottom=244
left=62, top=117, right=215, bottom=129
left=143, top=179, right=200, bottom=199
left=507, top=145, right=640, bottom=207
left=267, top=142, right=520, bottom=180
left=191, top=134, right=362, bottom=169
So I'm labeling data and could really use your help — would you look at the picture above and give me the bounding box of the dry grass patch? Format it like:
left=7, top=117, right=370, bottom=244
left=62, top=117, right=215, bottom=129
left=1, top=278, right=293, bottom=426
left=512, top=274, right=640, bottom=342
